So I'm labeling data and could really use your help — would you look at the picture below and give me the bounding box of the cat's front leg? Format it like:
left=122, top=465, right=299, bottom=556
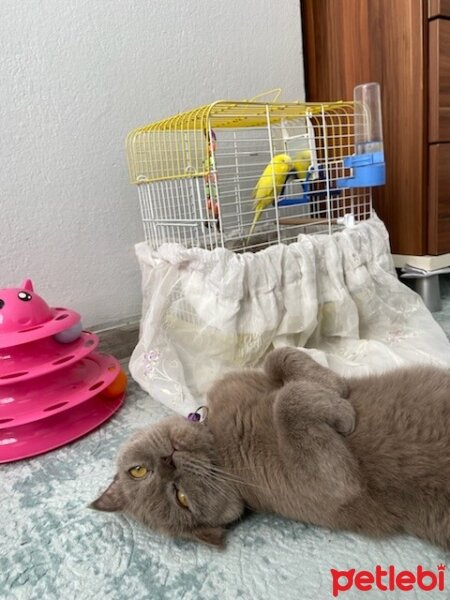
left=274, top=380, right=360, bottom=508
left=275, top=379, right=355, bottom=437
left=265, top=347, right=349, bottom=398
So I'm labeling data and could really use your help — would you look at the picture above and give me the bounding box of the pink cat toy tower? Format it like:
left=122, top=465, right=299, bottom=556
left=0, top=279, right=127, bottom=463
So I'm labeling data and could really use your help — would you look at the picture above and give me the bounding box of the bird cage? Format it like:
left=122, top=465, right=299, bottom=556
left=126, top=86, right=385, bottom=253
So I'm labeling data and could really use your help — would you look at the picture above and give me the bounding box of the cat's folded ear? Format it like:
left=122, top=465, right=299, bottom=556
left=183, top=526, right=227, bottom=549
left=89, top=474, right=125, bottom=512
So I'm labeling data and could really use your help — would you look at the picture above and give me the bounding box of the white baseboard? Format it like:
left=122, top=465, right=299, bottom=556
left=91, top=315, right=140, bottom=333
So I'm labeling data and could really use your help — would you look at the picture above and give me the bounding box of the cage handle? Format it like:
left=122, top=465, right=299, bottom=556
left=248, top=88, right=282, bottom=103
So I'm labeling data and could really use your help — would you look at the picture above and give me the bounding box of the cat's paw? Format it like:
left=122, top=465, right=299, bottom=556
left=333, top=399, right=356, bottom=436
left=264, top=347, right=350, bottom=400
left=264, top=347, right=318, bottom=383
left=339, top=380, right=350, bottom=399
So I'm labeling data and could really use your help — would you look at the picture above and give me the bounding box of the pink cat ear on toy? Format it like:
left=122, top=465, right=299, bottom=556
left=90, top=474, right=125, bottom=512
left=21, top=279, right=34, bottom=292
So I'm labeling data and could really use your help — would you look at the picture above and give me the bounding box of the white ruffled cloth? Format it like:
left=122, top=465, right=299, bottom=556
left=130, top=214, right=450, bottom=415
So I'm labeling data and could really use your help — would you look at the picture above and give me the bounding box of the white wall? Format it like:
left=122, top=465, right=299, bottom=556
left=0, top=0, right=304, bottom=327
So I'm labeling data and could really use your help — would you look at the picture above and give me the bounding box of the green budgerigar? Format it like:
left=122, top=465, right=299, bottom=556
left=247, top=153, right=292, bottom=241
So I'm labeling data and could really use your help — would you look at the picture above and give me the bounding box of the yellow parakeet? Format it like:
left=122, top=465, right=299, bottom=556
left=292, top=149, right=312, bottom=181
left=247, top=153, right=292, bottom=241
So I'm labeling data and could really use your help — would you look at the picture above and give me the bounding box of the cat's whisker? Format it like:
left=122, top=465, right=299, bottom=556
left=182, top=459, right=231, bottom=486
left=184, top=472, right=229, bottom=499
left=182, top=464, right=231, bottom=500
left=185, top=456, right=270, bottom=492
left=194, top=459, right=267, bottom=474
left=182, top=460, right=237, bottom=493
left=186, top=455, right=259, bottom=475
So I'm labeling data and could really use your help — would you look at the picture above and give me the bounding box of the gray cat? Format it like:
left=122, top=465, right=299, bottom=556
left=91, top=348, right=450, bottom=548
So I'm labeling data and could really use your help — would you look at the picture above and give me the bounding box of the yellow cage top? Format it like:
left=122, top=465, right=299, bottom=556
left=126, top=98, right=356, bottom=184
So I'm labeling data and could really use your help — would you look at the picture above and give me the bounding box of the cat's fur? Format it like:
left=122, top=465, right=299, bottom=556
left=91, top=348, right=450, bottom=548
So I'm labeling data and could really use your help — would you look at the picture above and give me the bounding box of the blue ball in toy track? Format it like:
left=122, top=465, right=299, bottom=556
left=54, top=321, right=83, bottom=343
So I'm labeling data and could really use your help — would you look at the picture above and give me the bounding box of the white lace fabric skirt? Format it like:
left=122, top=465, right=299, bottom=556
left=130, top=214, right=450, bottom=415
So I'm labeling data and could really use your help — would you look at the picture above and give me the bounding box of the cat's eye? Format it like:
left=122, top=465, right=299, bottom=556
left=175, top=487, right=189, bottom=509
left=128, top=465, right=148, bottom=480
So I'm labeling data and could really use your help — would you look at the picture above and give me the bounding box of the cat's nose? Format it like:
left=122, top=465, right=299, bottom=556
left=160, top=453, right=176, bottom=469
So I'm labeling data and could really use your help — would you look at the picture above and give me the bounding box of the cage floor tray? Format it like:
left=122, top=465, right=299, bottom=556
left=0, top=332, right=99, bottom=385
left=0, top=352, right=120, bottom=429
left=0, top=392, right=124, bottom=463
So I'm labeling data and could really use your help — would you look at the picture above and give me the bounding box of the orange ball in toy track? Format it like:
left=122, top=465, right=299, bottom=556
left=101, top=369, right=128, bottom=398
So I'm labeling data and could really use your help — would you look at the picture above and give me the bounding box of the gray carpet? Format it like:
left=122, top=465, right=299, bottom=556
left=2, top=283, right=450, bottom=600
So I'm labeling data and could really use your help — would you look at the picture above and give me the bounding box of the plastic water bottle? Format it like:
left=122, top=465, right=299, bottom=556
left=354, top=83, right=384, bottom=155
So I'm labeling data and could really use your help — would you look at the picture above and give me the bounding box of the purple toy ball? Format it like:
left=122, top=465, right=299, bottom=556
left=54, top=321, right=83, bottom=344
